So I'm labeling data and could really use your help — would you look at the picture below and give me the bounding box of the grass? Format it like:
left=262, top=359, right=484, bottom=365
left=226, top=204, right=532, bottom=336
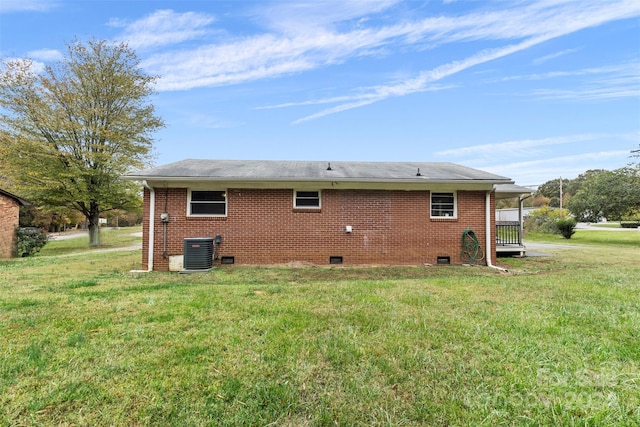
left=526, top=228, right=640, bottom=247
left=37, top=226, right=142, bottom=256
left=1, top=229, right=639, bottom=426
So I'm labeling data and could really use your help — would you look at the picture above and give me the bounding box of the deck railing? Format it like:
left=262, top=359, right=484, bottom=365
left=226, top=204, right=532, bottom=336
left=496, top=221, right=522, bottom=246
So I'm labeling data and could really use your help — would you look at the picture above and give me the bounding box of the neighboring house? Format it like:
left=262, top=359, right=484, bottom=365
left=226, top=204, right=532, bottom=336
left=0, top=189, right=30, bottom=258
left=125, top=159, right=525, bottom=271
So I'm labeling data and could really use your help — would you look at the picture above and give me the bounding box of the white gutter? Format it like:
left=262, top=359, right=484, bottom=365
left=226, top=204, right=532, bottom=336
left=125, top=175, right=512, bottom=185
left=142, top=180, right=155, bottom=272
left=486, top=190, right=508, bottom=272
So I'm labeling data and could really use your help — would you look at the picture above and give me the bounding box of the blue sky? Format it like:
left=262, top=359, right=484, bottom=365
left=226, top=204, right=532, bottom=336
left=1, top=0, right=639, bottom=186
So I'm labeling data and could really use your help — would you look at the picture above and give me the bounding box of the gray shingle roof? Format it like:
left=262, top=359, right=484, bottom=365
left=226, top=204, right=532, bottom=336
left=495, top=184, right=534, bottom=199
left=0, top=188, right=31, bottom=206
left=126, top=159, right=512, bottom=184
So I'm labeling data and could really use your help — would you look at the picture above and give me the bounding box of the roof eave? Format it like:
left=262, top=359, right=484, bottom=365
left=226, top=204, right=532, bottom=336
left=0, top=189, right=31, bottom=206
left=125, top=175, right=512, bottom=183
left=124, top=175, right=513, bottom=188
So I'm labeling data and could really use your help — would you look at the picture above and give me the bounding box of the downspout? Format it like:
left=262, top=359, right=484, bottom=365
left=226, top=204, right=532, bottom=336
left=143, top=180, right=155, bottom=272
left=518, top=194, right=533, bottom=247
left=486, top=190, right=508, bottom=272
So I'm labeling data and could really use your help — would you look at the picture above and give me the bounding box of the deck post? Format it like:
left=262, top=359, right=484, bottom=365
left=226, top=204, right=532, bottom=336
left=518, top=196, right=524, bottom=246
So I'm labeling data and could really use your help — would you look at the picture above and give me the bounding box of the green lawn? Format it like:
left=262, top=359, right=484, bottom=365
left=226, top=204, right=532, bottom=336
left=1, top=229, right=639, bottom=426
left=38, top=226, right=142, bottom=257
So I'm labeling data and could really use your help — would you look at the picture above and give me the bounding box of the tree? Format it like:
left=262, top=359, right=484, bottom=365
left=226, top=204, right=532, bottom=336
left=536, top=170, right=606, bottom=208
left=536, top=178, right=565, bottom=208
left=0, top=39, right=163, bottom=246
left=566, top=166, right=640, bottom=222
left=530, top=193, right=550, bottom=207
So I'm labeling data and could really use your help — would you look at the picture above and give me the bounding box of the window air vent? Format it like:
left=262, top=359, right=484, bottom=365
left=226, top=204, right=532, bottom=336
left=437, top=256, right=451, bottom=265
left=329, top=256, right=343, bottom=264
left=221, top=256, right=235, bottom=265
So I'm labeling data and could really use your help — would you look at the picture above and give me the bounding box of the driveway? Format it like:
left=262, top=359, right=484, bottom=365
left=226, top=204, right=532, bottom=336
left=576, top=222, right=639, bottom=231
left=43, top=230, right=142, bottom=258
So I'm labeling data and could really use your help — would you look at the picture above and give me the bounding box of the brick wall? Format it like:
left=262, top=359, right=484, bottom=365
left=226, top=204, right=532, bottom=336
left=141, top=187, right=495, bottom=270
left=0, top=194, right=20, bottom=258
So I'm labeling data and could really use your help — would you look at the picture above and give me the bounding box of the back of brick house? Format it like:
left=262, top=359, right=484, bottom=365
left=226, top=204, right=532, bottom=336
left=126, top=160, right=515, bottom=271
left=0, top=189, right=29, bottom=258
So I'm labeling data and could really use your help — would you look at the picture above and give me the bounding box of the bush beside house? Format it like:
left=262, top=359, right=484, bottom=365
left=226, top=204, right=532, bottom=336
left=16, top=227, right=49, bottom=257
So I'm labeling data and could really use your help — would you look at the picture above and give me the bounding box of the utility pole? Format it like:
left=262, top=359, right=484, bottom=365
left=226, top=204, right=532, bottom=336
left=559, top=176, right=563, bottom=217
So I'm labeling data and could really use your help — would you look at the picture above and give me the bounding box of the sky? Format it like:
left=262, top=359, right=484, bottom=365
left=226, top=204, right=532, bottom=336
left=1, top=0, right=639, bottom=187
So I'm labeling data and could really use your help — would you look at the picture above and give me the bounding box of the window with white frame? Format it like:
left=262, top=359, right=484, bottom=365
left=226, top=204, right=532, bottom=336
left=188, top=190, right=227, bottom=216
left=431, top=192, right=457, bottom=218
left=294, top=190, right=321, bottom=208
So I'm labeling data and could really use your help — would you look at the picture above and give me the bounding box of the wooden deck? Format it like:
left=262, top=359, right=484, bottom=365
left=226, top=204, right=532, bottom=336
left=497, top=244, right=526, bottom=257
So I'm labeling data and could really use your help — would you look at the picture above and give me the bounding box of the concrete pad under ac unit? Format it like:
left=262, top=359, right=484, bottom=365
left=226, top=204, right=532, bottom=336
left=169, top=255, right=184, bottom=272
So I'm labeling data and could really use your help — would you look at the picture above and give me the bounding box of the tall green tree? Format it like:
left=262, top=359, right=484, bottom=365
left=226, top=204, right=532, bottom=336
left=567, top=166, right=640, bottom=222
left=0, top=39, right=164, bottom=246
left=536, top=170, right=605, bottom=208
left=536, top=178, right=565, bottom=207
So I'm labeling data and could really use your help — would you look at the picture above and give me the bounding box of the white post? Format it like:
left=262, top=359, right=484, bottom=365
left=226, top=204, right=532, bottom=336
left=518, top=196, right=524, bottom=246
left=559, top=176, right=563, bottom=216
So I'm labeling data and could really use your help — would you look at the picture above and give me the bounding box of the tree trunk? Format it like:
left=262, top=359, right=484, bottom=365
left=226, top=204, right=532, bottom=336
left=87, top=205, right=101, bottom=247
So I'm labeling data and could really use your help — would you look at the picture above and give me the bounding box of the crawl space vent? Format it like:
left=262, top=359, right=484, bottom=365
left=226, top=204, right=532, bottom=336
left=436, top=256, right=451, bottom=265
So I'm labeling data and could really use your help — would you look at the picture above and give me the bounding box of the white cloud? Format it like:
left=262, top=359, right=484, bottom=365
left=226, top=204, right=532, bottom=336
left=498, top=62, right=640, bottom=101
left=502, top=62, right=639, bottom=81
left=27, top=48, right=63, bottom=61
left=256, top=0, right=400, bottom=34
left=436, top=133, right=639, bottom=184
left=0, top=0, right=58, bottom=13
left=290, top=34, right=560, bottom=123
left=130, top=0, right=640, bottom=128
left=534, top=70, right=640, bottom=101
left=435, top=134, right=626, bottom=158
left=114, top=9, right=216, bottom=49
left=484, top=150, right=632, bottom=185
left=257, top=83, right=455, bottom=110
left=532, top=48, right=580, bottom=65
left=287, top=1, right=640, bottom=122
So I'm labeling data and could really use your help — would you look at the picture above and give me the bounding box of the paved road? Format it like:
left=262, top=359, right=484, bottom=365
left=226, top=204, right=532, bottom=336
left=576, top=222, right=639, bottom=231
left=49, top=230, right=89, bottom=240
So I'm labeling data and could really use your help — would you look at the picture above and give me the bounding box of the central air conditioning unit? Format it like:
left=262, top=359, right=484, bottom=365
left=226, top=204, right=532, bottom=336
left=181, top=237, right=214, bottom=273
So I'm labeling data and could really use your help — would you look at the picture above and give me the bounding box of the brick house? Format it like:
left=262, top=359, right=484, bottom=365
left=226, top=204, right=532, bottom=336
left=0, top=189, right=30, bottom=258
left=125, top=159, right=517, bottom=271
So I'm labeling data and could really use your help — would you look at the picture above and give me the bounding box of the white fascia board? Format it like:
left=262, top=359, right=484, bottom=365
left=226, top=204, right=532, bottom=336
left=128, top=177, right=512, bottom=191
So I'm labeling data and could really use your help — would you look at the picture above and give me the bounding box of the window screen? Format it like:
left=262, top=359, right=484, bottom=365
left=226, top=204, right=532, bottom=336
left=295, top=190, right=321, bottom=208
left=189, top=190, right=226, bottom=216
left=431, top=192, right=456, bottom=217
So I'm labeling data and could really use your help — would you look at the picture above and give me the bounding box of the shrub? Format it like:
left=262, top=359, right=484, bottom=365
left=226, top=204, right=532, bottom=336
left=16, top=227, right=49, bottom=257
left=556, top=218, right=577, bottom=239
left=620, top=222, right=640, bottom=228
left=524, top=206, right=569, bottom=234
